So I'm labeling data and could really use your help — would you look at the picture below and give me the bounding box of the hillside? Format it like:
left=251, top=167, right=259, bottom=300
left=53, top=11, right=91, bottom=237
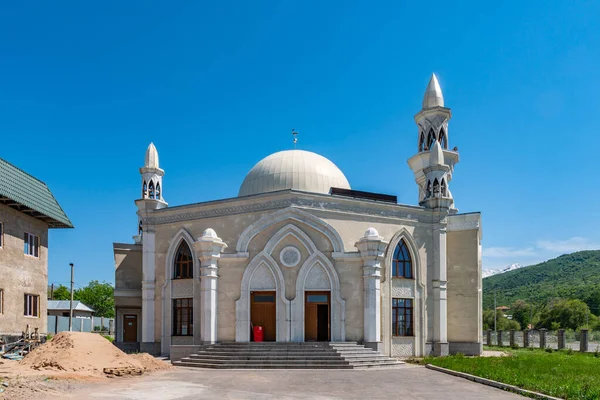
left=482, top=250, right=600, bottom=314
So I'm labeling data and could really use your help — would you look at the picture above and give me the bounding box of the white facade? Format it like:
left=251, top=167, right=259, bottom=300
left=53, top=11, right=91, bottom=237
left=113, top=74, right=483, bottom=358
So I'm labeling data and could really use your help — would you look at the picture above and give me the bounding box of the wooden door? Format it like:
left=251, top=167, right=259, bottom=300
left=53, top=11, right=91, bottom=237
left=123, top=314, right=137, bottom=342
left=305, top=292, right=330, bottom=341
left=251, top=292, right=276, bottom=341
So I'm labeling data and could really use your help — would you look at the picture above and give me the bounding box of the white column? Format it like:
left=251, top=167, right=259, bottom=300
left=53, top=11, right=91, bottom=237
left=355, top=228, right=387, bottom=352
left=432, top=220, right=449, bottom=356
left=141, top=230, right=156, bottom=344
left=194, top=229, right=227, bottom=344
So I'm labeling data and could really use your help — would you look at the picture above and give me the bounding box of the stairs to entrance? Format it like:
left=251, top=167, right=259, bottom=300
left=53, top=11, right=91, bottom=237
left=172, top=342, right=403, bottom=369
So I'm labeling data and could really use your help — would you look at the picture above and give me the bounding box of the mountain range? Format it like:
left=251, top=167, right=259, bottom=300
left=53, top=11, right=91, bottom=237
left=482, top=263, right=524, bottom=278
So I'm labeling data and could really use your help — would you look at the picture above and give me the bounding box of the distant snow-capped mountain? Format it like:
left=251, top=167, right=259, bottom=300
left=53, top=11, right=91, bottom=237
left=482, top=263, right=524, bottom=278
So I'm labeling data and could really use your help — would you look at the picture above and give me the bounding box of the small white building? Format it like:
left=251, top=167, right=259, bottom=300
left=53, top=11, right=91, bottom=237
left=113, top=74, right=483, bottom=358
left=47, top=300, right=95, bottom=319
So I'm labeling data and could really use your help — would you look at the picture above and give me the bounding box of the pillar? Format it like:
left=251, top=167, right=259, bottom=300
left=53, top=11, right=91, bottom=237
left=539, top=329, right=547, bottom=349
left=141, top=229, right=157, bottom=352
left=194, top=228, right=227, bottom=344
left=355, top=228, right=388, bottom=352
left=497, top=330, right=503, bottom=347
left=509, top=330, right=515, bottom=348
left=486, top=330, right=492, bottom=346
left=432, top=221, right=449, bottom=356
left=523, top=329, right=529, bottom=348
left=580, top=329, right=589, bottom=352
left=558, top=329, right=565, bottom=350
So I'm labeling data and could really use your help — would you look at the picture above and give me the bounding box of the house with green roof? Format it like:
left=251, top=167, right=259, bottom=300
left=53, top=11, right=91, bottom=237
left=0, top=157, right=73, bottom=340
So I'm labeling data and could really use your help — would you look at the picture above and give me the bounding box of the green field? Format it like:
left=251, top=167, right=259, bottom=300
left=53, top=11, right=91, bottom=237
left=416, top=348, right=600, bottom=400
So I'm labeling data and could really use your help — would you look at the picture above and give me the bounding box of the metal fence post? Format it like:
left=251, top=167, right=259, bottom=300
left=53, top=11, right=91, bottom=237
left=497, top=330, right=503, bottom=347
left=558, top=329, right=565, bottom=350
left=580, top=329, right=589, bottom=352
left=486, top=330, right=492, bottom=346
left=509, top=330, right=515, bottom=347
left=540, top=329, right=547, bottom=349
left=523, top=330, right=529, bottom=348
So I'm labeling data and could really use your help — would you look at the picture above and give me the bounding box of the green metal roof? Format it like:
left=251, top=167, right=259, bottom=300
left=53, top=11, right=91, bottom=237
left=0, top=158, right=73, bottom=228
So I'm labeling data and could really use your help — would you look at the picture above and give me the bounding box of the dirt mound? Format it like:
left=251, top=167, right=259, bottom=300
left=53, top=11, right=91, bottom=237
left=19, top=332, right=171, bottom=376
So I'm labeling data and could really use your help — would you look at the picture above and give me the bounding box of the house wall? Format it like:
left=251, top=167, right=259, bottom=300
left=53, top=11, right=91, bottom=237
left=113, top=243, right=143, bottom=344
left=0, top=204, right=49, bottom=336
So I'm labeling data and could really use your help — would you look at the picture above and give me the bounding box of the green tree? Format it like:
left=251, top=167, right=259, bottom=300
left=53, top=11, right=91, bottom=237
left=482, top=309, right=521, bottom=331
left=51, top=285, right=71, bottom=300
left=74, top=281, right=114, bottom=318
left=538, top=299, right=590, bottom=330
left=510, top=300, right=533, bottom=328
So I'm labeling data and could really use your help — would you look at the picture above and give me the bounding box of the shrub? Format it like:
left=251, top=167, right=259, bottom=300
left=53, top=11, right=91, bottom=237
left=102, top=335, right=114, bottom=343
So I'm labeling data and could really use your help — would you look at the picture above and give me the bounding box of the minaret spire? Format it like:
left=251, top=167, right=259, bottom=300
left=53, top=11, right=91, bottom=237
left=422, top=73, right=444, bottom=109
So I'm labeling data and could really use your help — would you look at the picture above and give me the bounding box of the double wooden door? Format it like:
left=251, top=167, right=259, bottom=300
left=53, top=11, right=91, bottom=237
left=250, top=291, right=276, bottom=341
left=305, top=291, right=330, bottom=341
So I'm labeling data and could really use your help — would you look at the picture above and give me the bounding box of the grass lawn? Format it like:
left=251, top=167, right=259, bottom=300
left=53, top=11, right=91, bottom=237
left=416, top=347, right=600, bottom=400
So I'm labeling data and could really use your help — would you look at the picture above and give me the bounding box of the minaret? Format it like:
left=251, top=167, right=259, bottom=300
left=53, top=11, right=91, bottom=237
left=408, top=73, right=459, bottom=212
left=420, top=140, right=453, bottom=210
left=135, top=143, right=168, bottom=352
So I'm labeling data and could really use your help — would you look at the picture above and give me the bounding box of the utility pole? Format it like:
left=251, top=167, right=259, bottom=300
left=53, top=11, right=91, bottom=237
left=493, top=291, right=497, bottom=332
left=50, top=283, right=54, bottom=300
left=69, top=263, right=74, bottom=332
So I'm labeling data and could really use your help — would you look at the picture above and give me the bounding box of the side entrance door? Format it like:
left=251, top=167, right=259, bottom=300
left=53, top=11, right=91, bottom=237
left=250, top=291, right=276, bottom=341
left=123, top=314, right=138, bottom=342
left=305, top=292, right=330, bottom=341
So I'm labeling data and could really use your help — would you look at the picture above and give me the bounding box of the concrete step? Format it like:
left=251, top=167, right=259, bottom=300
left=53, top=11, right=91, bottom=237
left=188, top=354, right=349, bottom=361
left=187, top=355, right=391, bottom=362
left=180, top=358, right=350, bottom=366
left=174, top=361, right=354, bottom=369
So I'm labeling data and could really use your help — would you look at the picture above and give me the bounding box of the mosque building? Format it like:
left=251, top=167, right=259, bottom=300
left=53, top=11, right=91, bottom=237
left=113, top=74, right=482, bottom=358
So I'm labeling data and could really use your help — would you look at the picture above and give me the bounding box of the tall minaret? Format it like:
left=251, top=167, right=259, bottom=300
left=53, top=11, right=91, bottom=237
left=135, top=143, right=167, bottom=352
left=408, top=74, right=459, bottom=212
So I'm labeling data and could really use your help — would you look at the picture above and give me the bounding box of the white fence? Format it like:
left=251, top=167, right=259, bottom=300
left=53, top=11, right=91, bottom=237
left=47, top=316, right=114, bottom=335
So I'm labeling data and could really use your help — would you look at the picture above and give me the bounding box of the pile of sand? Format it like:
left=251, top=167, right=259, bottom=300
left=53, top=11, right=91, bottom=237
left=18, top=332, right=171, bottom=376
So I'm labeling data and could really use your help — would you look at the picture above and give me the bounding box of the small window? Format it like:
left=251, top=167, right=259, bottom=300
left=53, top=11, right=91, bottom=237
left=24, top=294, right=39, bottom=317
left=253, top=294, right=275, bottom=303
left=24, top=232, right=39, bottom=257
left=307, top=294, right=329, bottom=303
left=0, top=289, right=3, bottom=314
left=174, top=241, right=193, bottom=279
left=392, top=298, right=413, bottom=336
left=392, top=240, right=413, bottom=279
left=156, top=183, right=161, bottom=200
left=148, top=181, right=155, bottom=199
left=172, top=298, right=193, bottom=336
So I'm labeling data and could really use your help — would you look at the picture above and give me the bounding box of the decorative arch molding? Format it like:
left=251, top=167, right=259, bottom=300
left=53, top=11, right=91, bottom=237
left=263, top=223, right=318, bottom=256
left=236, top=207, right=345, bottom=253
left=161, top=228, right=201, bottom=355
left=235, top=252, right=290, bottom=342
left=291, top=252, right=346, bottom=342
left=383, top=228, right=426, bottom=357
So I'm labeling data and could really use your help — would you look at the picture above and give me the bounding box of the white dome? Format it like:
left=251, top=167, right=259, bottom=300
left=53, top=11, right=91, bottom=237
left=238, top=150, right=351, bottom=197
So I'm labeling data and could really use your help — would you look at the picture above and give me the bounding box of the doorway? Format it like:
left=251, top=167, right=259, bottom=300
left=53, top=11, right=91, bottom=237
left=123, top=314, right=137, bottom=342
left=305, top=292, right=330, bottom=341
left=250, top=291, right=276, bottom=341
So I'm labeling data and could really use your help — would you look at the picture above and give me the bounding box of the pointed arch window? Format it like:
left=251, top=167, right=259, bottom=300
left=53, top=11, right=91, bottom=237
left=441, top=179, right=447, bottom=197
left=392, top=240, right=413, bottom=279
left=426, top=129, right=435, bottom=150
left=148, top=181, right=155, bottom=199
left=439, top=128, right=448, bottom=149
left=138, top=220, right=143, bottom=236
left=433, top=178, right=440, bottom=197
left=426, top=180, right=432, bottom=198
left=174, top=241, right=193, bottom=279
left=156, top=183, right=161, bottom=200
left=418, top=132, right=425, bottom=152
left=143, top=181, right=148, bottom=198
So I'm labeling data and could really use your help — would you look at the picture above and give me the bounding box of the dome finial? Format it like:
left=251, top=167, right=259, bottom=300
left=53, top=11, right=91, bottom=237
left=145, top=142, right=159, bottom=169
left=292, top=129, right=299, bottom=149
left=422, top=73, right=444, bottom=109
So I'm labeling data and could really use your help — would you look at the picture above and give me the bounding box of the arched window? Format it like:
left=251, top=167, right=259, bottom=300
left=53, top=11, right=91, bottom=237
left=143, top=181, right=147, bottom=198
left=439, top=128, right=448, bottom=149
left=392, top=240, right=413, bottom=279
left=426, top=129, right=435, bottom=150
left=148, top=181, right=155, bottom=199
left=138, top=220, right=143, bottom=236
left=156, top=183, right=161, bottom=200
left=418, top=132, right=425, bottom=152
left=433, top=178, right=440, bottom=197
left=174, top=241, right=193, bottom=279
left=441, top=179, right=447, bottom=197
left=426, top=180, right=432, bottom=198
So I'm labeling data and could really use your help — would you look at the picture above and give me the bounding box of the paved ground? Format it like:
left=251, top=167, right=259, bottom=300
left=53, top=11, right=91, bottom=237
left=55, top=365, right=523, bottom=400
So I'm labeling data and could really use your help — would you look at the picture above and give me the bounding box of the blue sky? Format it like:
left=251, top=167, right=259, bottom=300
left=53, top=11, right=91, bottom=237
left=0, top=1, right=598, bottom=286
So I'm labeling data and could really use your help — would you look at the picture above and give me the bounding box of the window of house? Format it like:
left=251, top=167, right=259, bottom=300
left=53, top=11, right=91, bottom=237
left=392, top=298, right=413, bottom=336
left=0, top=289, right=4, bottom=314
left=174, top=241, right=193, bottom=279
left=172, top=298, right=193, bottom=336
left=24, top=232, right=39, bottom=257
left=24, top=294, right=39, bottom=317
left=392, top=240, right=413, bottom=278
